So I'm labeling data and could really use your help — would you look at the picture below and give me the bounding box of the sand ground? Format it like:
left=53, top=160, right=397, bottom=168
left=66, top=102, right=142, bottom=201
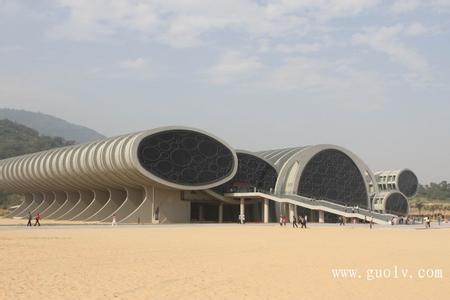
left=0, top=220, right=449, bottom=300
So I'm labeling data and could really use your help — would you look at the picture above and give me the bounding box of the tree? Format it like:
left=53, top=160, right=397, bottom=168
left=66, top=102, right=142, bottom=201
left=415, top=201, right=425, bottom=216
left=0, top=119, right=74, bottom=208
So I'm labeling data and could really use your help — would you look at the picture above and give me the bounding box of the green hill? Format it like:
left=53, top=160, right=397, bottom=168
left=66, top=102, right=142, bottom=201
left=0, top=119, right=74, bottom=159
left=0, top=108, right=105, bottom=144
left=0, top=119, right=75, bottom=208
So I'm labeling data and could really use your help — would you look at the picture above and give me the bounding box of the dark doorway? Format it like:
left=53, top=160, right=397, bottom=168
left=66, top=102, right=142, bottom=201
left=190, top=202, right=219, bottom=222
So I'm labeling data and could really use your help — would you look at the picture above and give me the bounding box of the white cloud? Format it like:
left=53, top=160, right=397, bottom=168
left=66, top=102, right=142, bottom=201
left=50, top=0, right=160, bottom=41
left=0, top=0, right=21, bottom=16
left=352, top=24, right=429, bottom=72
left=49, top=0, right=381, bottom=48
left=404, top=23, right=428, bottom=36
left=207, top=51, right=263, bottom=84
left=89, top=57, right=151, bottom=79
left=274, top=43, right=322, bottom=54
left=389, top=0, right=421, bottom=13
left=389, top=0, right=450, bottom=14
left=0, top=45, right=25, bottom=53
left=118, top=58, right=147, bottom=71
left=259, top=57, right=387, bottom=110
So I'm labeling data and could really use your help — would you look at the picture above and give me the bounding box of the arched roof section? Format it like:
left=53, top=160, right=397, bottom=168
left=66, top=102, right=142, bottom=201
left=0, top=126, right=238, bottom=193
left=383, top=191, right=409, bottom=216
left=258, top=145, right=378, bottom=208
left=297, top=149, right=368, bottom=208
left=213, top=150, right=278, bottom=194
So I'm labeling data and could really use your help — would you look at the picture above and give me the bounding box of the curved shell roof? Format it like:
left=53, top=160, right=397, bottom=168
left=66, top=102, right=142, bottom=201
left=0, top=126, right=238, bottom=193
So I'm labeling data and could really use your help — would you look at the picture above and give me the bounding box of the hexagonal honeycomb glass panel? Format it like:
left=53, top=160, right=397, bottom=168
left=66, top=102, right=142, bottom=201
left=137, top=130, right=235, bottom=186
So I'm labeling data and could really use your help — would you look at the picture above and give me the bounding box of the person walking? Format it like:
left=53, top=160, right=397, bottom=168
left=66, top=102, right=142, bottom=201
left=300, top=216, right=305, bottom=228
left=112, top=214, right=117, bottom=226
left=424, top=216, right=429, bottom=228
left=27, top=212, right=32, bottom=227
left=34, top=212, right=41, bottom=226
left=370, top=216, right=373, bottom=229
left=292, top=216, right=298, bottom=228
left=279, top=216, right=283, bottom=226
left=303, top=215, right=308, bottom=228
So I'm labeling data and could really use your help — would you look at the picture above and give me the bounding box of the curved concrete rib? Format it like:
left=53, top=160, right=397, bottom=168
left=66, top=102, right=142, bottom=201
left=50, top=191, right=80, bottom=220
left=30, top=192, right=53, bottom=215
left=37, top=192, right=56, bottom=216
left=41, top=191, right=65, bottom=218
left=102, top=187, right=144, bottom=223
left=121, top=186, right=154, bottom=224
left=16, top=193, right=43, bottom=218
left=58, top=191, right=94, bottom=220
left=6, top=193, right=33, bottom=217
left=71, top=190, right=109, bottom=221
left=86, top=189, right=126, bottom=222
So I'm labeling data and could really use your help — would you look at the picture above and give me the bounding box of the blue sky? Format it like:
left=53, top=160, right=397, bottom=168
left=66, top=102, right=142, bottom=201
left=1, top=0, right=450, bottom=183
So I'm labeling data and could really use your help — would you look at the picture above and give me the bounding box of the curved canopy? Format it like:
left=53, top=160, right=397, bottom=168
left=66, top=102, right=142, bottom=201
left=384, top=192, right=409, bottom=216
left=297, top=149, right=368, bottom=208
left=0, top=127, right=238, bottom=193
left=397, top=169, right=418, bottom=197
left=213, top=151, right=277, bottom=194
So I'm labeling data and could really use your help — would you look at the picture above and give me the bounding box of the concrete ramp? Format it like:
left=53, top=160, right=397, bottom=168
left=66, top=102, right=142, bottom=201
left=224, top=192, right=393, bottom=225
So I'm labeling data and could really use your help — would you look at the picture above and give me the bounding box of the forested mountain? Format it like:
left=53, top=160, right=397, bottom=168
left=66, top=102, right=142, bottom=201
left=0, top=119, right=74, bottom=207
left=0, top=108, right=105, bottom=144
left=0, top=119, right=74, bottom=159
left=414, top=181, right=450, bottom=202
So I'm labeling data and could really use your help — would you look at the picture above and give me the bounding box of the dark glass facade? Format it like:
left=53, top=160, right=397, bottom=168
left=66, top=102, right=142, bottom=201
left=214, top=153, right=277, bottom=194
left=137, top=130, right=235, bottom=186
left=384, top=192, right=409, bottom=216
left=297, top=149, right=368, bottom=208
left=398, top=170, right=418, bottom=197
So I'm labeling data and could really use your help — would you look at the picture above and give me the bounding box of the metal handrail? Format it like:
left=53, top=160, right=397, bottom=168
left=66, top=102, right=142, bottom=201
left=224, top=188, right=396, bottom=221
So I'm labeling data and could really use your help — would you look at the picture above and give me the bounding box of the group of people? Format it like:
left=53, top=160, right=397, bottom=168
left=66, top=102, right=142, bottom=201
left=390, top=216, right=410, bottom=225
left=344, top=205, right=360, bottom=214
left=279, top=215, right=308, bottom=228
left=27, top=212, right=41, bottom=226
left=424, top=215, right=445, bottom=227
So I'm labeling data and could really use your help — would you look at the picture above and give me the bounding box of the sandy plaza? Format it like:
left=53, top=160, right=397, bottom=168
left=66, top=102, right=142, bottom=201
left=1, top=221, right=449, bottom=300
